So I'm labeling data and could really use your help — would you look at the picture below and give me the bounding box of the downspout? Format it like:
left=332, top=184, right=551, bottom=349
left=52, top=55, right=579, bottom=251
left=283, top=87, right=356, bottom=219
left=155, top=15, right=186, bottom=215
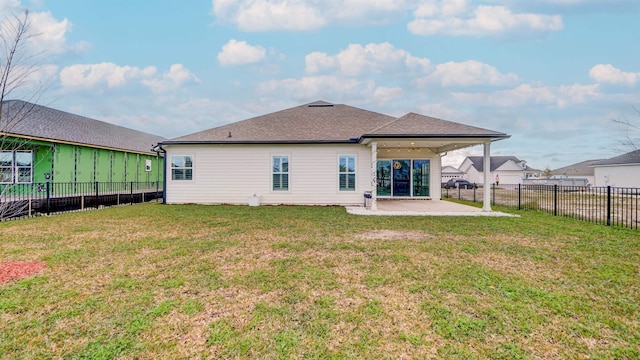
left=152, top=143, right=167, bottom=204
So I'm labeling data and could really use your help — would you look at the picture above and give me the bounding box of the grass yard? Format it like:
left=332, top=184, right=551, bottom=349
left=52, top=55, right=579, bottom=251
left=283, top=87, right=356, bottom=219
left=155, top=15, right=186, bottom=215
left=1, top=203, right=639, bottom=359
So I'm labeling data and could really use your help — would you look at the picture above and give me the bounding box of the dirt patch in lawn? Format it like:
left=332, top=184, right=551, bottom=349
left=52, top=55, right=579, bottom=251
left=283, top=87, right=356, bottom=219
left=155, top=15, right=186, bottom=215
left=0, top=261, right=47, bottom=284
left=355, top=230, right=432, bottom=240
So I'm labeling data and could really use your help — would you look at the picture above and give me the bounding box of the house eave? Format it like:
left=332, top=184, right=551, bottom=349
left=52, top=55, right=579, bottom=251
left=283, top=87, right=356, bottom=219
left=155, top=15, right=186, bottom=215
left=159, top=139, right=358, bottom=146
left=359, top=134, right=510, bottom=144
left=591, top=162, right=640, bottom=168
left=0, top=131, right=158, bottom=156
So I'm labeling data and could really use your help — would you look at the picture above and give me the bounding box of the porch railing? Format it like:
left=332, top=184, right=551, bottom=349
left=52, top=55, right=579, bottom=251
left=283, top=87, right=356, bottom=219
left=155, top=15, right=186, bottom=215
left=0, top=181, right=163, bottom=221
left=444, top=184, right=639, bottom=230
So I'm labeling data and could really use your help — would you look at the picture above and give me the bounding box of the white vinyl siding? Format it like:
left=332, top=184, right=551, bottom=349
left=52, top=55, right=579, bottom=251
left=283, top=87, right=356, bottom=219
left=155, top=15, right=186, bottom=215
left=164, top=144, right=372, bottom=205
left=594, top=165, right=640, bottom=187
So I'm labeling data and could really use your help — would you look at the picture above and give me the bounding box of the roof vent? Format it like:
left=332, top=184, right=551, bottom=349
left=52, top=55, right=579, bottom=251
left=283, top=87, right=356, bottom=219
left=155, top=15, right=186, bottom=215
left=308, top=101, right=334, bottom=108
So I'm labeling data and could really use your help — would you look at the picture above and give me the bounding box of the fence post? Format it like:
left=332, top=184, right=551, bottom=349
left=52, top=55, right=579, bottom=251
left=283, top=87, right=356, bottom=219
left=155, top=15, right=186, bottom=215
left=517, top=183, right=521, bottom=210
left=553, top=184, right=558, bottom=216
left=607, top=186, right=611, bottom=226
left=46, top=182, right=51, bottom=215
left=95, top=181, right=99, bottom=209
left=473, top=186, right=476, bottom=203
left=492, top=183, right=495, bottom=205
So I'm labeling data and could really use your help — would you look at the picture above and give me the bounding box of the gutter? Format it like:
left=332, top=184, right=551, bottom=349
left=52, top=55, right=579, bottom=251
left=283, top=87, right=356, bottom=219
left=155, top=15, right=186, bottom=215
left=152, top=143, right=167, bottom=204
left=359, top=133, right=511, bottom=140
left=158, top=139, right=361, bottom=146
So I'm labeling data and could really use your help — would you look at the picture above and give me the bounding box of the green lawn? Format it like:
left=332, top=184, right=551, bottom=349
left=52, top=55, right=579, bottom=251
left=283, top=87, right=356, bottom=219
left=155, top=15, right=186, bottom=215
left=1, top=203, right=638, bottom=359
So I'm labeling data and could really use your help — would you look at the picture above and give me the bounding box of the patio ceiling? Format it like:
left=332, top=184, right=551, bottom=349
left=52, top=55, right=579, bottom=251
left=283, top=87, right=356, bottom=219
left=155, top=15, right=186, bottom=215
left=361, top=137, right=503, bottom=154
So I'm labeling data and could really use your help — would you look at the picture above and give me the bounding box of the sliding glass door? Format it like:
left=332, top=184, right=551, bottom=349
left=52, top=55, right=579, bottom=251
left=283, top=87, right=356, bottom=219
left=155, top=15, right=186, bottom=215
left=376, top=159, right=430, bottom=197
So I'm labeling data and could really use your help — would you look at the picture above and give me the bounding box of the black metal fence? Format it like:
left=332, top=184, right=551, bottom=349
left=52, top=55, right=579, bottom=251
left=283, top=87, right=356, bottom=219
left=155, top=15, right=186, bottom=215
left=444, top=184, right=639, bottom=230
left=0, top=181, right=163, bottom=221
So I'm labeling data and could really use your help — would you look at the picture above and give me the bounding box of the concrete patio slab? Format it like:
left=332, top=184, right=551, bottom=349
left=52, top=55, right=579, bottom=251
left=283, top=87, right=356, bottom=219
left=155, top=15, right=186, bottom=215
left=346, top=200, right=518, bottom=217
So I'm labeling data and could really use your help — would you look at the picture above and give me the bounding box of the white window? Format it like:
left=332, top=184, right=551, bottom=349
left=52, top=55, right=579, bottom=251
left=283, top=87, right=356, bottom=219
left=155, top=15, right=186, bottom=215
left=0, top=150, right=33, bottom=184
left=272, top=155, right=289, bottom=191
left=0, top=151, right=12, bottom=184
left=339, top=155, right=356, bottom=191
left=171, top=155, right=193, bottom=180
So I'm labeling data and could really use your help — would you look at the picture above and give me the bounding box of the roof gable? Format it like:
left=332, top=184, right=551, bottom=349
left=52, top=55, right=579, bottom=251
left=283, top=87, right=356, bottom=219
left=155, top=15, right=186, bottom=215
left=442, top=165, right=463, bottom=174
left=464, top=156, right=531, bottom=172
left=1, top=100, right=165, bottom=154
left=166, top=102, right=509, bottom=144
left=366, top=112, right=507, bottom=138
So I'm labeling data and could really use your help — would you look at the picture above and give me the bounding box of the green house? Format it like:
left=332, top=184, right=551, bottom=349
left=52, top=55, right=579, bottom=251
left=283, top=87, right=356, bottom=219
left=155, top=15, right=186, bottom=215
left=1, top=100, right=165, bottom=188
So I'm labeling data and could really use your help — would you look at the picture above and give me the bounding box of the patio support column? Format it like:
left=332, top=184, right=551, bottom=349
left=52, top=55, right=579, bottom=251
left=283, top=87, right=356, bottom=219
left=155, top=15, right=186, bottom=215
left=370, top=142, right=377, bottom=210
left=482, top=141, right=492, bottom=212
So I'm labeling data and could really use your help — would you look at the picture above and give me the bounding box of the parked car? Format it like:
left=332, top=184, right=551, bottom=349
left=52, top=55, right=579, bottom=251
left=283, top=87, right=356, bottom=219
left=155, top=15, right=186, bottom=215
left=444, top=179, right=478, bottom=189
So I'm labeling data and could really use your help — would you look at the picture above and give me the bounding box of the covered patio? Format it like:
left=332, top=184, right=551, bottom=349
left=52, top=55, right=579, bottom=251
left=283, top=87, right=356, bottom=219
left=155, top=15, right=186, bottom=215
left=346, top=199, right=517, bottom=217
left=360, top=112, right=511, bottom=212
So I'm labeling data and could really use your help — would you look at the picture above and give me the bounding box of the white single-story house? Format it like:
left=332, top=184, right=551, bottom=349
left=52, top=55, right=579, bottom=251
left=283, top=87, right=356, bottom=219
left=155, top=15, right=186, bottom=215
left=458, top=156, right=539, bottom=185
left=156, top=101, right=510, bottom=210
left=441, top=165, right=464, bottom=184
left=592, top=149, right=640, bottom=187
left=551, top=159, right=602, bottom=186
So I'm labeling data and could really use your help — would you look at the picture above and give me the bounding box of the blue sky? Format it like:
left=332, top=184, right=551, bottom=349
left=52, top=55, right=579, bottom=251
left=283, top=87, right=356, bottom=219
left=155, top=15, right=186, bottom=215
left=3, top=0, right=640, bottom=169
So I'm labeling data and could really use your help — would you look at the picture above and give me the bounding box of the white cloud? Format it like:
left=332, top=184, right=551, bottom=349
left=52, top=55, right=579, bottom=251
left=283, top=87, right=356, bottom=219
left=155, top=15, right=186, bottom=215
left=211, top=0, right=408, bottom=31
left=1, top=1, right=88, bottom=55
left=305, top=42, right=430, bottom=76
left=59, top=63, right=157, bottom=88
left=373, top=86, right=404, bottom=103
left=142, top=64, right=200, bottom=93
left=257, top=75, right=376, bottom=101
left=213, top=0, right=326, bottom=31
left=27, top=11, right=73, bottom=54
left=408, top=2, right=563, bottom=37
left=452, top=83, right=601, bottom=108
left=217, top=39, right=267, bottom=66
left=424, top=60, right=518, bottom=87
left=589, top=64, right=639, bottom=86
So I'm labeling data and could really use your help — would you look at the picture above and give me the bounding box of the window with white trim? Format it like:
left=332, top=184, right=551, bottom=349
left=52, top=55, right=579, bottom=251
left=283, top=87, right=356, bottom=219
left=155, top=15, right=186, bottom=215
left=0, top=150, right=33, bottom=184
left=339, top=155, right=356, bottom=191
left=171, top=155, right=193, bottom=180
left=272, top=155, right=289, bottom=191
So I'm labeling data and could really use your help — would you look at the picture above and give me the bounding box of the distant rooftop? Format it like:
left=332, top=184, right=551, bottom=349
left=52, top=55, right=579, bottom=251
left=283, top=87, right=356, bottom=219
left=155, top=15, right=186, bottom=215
left=592, top=149, right=640, bottom=166
left=552, top=159, right=603, bottom=176
left=464, top=156, right=539, bottom=172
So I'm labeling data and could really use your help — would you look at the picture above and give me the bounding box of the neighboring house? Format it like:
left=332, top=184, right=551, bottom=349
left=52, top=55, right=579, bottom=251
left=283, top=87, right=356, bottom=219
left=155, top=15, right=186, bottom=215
left=158, top=101, right=509, bottom=209
left=592, top=149, right=640, bottom=187
left=1, top=100, right=165, bottom=188
left=458, top=156, right=538, bottom=185
left=441, top=165, right=463, bottom=184
left=551, top=159, right=602, bottom=186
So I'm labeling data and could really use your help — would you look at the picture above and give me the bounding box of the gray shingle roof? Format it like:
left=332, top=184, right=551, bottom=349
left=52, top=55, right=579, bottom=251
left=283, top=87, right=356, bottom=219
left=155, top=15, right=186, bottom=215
left=591, top=149, right=640, bottom=166
left=365, top=112, right=506, bottom=138
left=164, top=101, right=509, bottom=144
left=1, top=100, right=165, bottom=154
left=465, top=156, right=538, bottom=172
left=551, top=159, right=603, bottom=176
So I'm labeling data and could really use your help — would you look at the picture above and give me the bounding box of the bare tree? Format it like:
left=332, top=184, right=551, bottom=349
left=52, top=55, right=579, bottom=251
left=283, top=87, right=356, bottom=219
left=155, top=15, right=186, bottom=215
left=613, top=107, right=640, bottom=152
left=1, top=10, right=50, bottom=220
